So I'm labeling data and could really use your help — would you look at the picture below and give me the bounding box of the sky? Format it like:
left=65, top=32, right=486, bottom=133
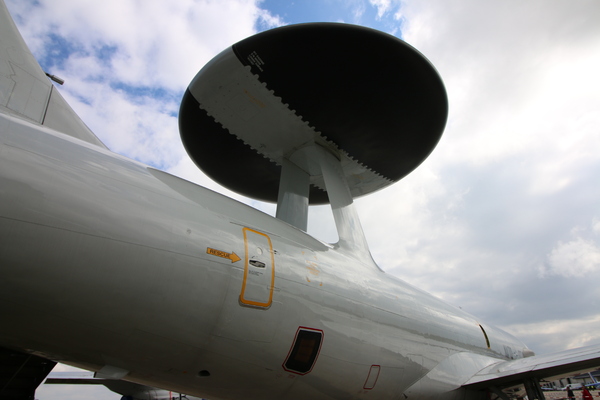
left=5, top=0, right=600, bottom=398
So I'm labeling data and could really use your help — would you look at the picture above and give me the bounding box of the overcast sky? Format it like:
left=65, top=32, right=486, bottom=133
left=6, top=0, right=600, bottom=399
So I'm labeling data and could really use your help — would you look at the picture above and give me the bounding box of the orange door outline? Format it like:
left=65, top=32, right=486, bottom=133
left=240, top=227, right=275, bottom=307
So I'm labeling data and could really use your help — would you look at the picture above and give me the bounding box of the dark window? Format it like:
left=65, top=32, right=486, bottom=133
left=283, top=327, right=323, bottom=374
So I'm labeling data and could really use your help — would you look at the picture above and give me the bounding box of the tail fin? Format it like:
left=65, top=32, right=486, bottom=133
left=0, top=0, right=106, bottom=148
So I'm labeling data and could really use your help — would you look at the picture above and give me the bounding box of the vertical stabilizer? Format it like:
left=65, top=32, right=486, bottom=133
left=0, top=0, right=106, bottom=148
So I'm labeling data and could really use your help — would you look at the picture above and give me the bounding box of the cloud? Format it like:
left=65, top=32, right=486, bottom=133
left=369, top=0, right=395, bottom=19
left=506, top=315, right=600, bottom=354
left=14, top=0, right=281, bottom=91
left=544, top=229, right=600, bottom=278
left=400, top=1, right=600, bottom=168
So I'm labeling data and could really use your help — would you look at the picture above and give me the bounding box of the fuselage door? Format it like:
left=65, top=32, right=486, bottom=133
left=240, top=227, right=275, bottom=307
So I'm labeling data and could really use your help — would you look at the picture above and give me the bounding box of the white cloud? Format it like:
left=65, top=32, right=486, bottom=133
left=256, top=7, right=286, bottom=28
left=506, top=315, right=600, bottom=354
left=546, top=236, right=600, bottom=278
left=369, top=0, right=391, bottom=19
left=593, top=219, right=600, bottom=234
left=20, top=0, right=275, bottom=91
left=351, top=1, right=367, bottom=21
left=400, top=1, right=600, bottom=170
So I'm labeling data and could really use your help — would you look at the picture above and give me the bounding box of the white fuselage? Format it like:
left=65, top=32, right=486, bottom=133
left=0, top=112, right=528, bottom=399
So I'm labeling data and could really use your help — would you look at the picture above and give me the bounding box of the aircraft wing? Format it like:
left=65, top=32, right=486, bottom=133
left=46, top=371, right=206, bottom=400
left=463, top=344, right=600, bottom=390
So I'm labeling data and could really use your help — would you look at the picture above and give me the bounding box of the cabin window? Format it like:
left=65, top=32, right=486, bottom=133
left=283, top=327, right=323, bottom=375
